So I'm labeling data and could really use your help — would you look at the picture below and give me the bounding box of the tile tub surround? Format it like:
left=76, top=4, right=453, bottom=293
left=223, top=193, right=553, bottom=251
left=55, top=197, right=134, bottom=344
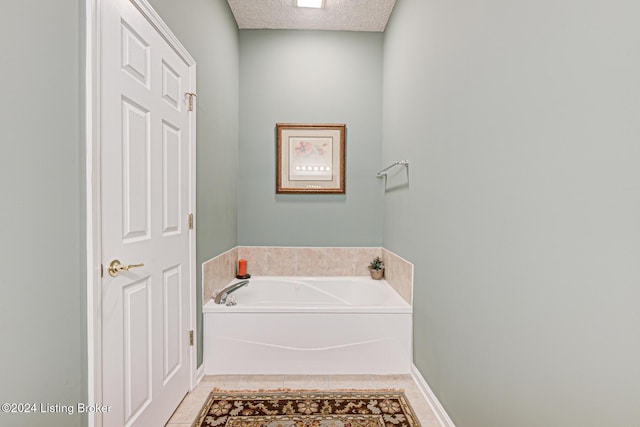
left=202, top=246, right=413, bottom=304
left=382, top=248, right=414, bottom=304
left=237, top=246, right=383, bottom=277
left=202, top=247, right=238, bottom=302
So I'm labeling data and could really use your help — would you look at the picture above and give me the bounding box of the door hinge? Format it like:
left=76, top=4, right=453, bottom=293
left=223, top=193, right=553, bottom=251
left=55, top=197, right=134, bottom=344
left=186, top=92, right=197, bottom=112
left=189, top=330, right=194, bottom=346
left=101, top=264, right=104, bottom=278
left=188, top=213, right=194, bottom=230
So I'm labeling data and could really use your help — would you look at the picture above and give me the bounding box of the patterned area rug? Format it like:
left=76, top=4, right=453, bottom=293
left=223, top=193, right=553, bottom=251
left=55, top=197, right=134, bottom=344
left=193, top=390, right=421, bottom=427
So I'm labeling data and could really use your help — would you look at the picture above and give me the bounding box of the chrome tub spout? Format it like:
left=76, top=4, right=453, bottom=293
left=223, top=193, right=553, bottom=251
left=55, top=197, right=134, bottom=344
left=214, top=280, right=249, bottom=304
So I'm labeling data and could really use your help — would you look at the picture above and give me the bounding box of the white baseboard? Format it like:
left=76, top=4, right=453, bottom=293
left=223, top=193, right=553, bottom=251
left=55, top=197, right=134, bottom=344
left=196, top=364, right=205, bottom=385
left=410, top=364, right=455, bottom=427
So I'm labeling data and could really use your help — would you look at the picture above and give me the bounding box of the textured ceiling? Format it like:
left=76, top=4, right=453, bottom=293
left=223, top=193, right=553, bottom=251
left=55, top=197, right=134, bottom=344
left=227, top=0, right=396, bottom=32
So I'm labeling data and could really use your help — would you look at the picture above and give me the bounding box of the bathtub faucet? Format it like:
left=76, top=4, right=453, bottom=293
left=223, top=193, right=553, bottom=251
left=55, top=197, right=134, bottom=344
left=213, top=280, right=249, bottom=304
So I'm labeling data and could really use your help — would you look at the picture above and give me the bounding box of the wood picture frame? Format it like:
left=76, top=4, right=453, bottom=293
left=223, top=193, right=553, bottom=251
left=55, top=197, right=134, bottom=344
left=276, top=123, right=346, bottom=194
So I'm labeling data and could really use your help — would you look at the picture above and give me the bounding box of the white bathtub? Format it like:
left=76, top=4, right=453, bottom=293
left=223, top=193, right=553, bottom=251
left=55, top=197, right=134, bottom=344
left=203, top=277, right=412, bottom=375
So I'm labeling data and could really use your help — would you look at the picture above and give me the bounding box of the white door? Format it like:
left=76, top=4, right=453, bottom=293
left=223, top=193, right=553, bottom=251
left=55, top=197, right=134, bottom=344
left=100, top=0, right=195, bottom=425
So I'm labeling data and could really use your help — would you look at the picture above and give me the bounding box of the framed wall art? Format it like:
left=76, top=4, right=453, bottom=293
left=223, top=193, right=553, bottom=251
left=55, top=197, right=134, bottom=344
left=276, top=123, right=346, bottom=194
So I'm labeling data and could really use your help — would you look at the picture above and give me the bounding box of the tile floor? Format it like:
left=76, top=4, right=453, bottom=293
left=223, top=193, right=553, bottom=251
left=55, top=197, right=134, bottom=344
left=165, top=374, right=443, bottom=427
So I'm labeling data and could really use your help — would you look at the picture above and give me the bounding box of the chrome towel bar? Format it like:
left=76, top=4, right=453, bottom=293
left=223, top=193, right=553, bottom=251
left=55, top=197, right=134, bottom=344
left=376, top=160, right=409, bottom=178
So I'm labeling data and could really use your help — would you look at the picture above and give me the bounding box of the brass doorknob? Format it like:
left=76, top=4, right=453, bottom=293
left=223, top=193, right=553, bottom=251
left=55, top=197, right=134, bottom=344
left=108, top=259, right=144, bottom=277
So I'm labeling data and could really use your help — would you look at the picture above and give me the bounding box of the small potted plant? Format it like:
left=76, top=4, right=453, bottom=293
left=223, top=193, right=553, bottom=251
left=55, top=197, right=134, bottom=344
left=368, top=256, right=385, bottom=280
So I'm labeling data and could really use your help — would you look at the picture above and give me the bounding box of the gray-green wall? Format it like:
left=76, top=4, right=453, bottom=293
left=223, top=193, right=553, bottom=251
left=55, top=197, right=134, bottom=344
left=0, top=5, right=238, bottom=427
left=383, top=0, right=640, bottom=426
left=238, top=30, right=384, bottom=246
left=147, top=0, right=239, bottom=366
left=0, top=1, right=85, bottom=426
left=6, top=1, right=640, bottom=426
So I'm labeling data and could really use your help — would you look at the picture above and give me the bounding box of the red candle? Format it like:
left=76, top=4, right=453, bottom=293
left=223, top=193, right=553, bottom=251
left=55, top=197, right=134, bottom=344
left=238, top=259, right=247, bottom=277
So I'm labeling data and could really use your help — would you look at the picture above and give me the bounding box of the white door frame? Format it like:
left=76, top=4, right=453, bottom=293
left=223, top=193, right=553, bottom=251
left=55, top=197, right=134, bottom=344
left=85, top=1, right=198, bottom=425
